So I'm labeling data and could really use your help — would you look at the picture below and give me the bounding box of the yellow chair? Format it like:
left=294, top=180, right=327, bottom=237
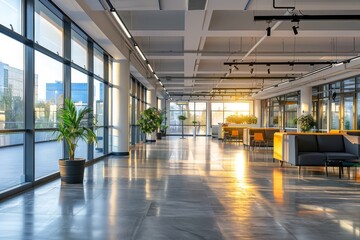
left=252, top=132, right=267, bottom=150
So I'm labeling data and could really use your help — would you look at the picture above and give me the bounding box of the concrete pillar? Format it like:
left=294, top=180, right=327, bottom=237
left=299, top=86, right=313, bottom=132
left=112, top=60, right=130, bottom=155
left=254, top=100, right=261, bottom=127
left=206, top=102, right=211, bottom=136
left=300, top=86, right=312, bottom=115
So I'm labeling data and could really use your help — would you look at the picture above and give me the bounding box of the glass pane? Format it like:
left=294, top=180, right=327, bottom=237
left=0, top=0, right=22, bottom=34
left=35, top=131, right=63, bottom=179
left=195, top=102, right=206, bottom=111
left=0, top=132, right=24, bottom=191
left=71, top=68, right=88, bottom=106
left=211, top=103, right=223, bottom=111
left=94, top=80, right=104, bottom=126
left=194, top=111, right=206, bottom=125
left=71, top=68, right=88, bottom=160
left=343, top=78, right=355, bottom=93
left=71, top=30, right=88, bottom=69
left=170, top=102, right=182, bottom=110
left=35, top=51, right=63, bottom=128
left=35, top=1, right=63, bottom=56
left=343, top=96, right=353, bottom=130
left=331, top=95, right=340, bottom=130
left=94, top=127, right=104, bottom=158
left=0, top=33, right=24, bottom=130
left=94, top=48, right=104, bottom=78
left=319, top=99, right=328, bottom=131
left=212, top=111, right=223, bottom=125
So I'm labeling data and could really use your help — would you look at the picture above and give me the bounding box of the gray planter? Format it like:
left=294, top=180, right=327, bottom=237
left=59, top=158, right=85, bottom=184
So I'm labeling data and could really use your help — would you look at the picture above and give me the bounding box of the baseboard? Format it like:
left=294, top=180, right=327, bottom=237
left=112, top=152, right=129, bottom=156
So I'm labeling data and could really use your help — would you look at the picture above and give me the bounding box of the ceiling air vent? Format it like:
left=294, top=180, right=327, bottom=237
left=188, top=0, right=207, bottom=10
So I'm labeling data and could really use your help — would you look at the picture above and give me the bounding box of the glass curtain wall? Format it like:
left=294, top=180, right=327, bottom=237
left=0, top=0, right=111, bottom=192
left=313, top=77, right=360, bottom=131
left=261, top=92, right=299, bottom=131
left=130, top=76, right=148, bottom=145
left=168, top=102, right=208, bottom=135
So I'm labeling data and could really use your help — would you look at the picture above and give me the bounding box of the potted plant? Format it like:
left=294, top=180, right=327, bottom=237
left=294, top=114, right=316, bottom=132
left=178, top=115, right=187, bottom=139
left=56, top=98, right=97, bottom=184
left=138, top=107, right=163, bottom=142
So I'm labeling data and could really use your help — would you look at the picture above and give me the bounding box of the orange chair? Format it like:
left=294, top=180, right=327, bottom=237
left=230, top=130, right=240, bottom=142
left=252, top=132, right=267, bottom=150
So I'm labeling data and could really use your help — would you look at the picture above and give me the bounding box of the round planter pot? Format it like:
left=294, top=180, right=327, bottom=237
left=59, top=158, right=85, bottom=184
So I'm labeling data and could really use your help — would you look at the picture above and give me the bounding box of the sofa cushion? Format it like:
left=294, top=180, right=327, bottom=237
left=298, top=152, right=326, bottom=166
left=325, top=152, right=358, bottom=160
left=297, top=135, right=318, bottom=152
left=317, top=135, right=344, bottom=152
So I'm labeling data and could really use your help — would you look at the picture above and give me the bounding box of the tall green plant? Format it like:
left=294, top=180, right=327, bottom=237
left=56, top=99, right=97, bottom=160
left=138, top=107, right=163, bottom=134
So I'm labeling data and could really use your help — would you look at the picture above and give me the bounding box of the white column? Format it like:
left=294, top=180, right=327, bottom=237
left=112, top=60, right=130, bottom=155
left=300, top=86, right=312, bottom=114
left=206, top=102, right=211, bottom=136
left=254, top=100, right=261, bottom=127
left=299, top=86, right=313, bottom=132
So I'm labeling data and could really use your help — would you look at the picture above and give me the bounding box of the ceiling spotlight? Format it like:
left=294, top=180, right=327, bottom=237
left=292, top=25, right=298, bottom=35
left=267, top=68, right=270, bottom=74
left=266, top=26, right=271, bottom=36
left=250, top=68, right=254, bottom=74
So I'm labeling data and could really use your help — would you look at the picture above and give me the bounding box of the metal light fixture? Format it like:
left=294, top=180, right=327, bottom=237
left=266, top=26, right=271, bottom=36
left=292, top=25, right=298, bottom=35
left=110, top=9, right=132, bottom=39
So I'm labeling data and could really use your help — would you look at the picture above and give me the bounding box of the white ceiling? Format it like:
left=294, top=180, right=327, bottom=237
left=57, top=0, right=360, bottom=100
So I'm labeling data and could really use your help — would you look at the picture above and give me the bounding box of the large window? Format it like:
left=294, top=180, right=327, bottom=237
left=34, top=51, right=63, bottom=128
left=35, top=0, right=63, bottom=56
left=0, top=0, right=112, bottom=195
left=0, top=0, right=22, bottom=34
left=0, top=33, right=24, bottom=130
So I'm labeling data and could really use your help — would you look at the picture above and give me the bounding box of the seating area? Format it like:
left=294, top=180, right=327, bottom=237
left=243, top=128, right=280, bottom=148
left=274, top=132, right=360, bottom=177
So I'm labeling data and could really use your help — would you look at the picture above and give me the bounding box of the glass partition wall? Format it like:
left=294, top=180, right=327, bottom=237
left=0, top=0, right=111, bottom=193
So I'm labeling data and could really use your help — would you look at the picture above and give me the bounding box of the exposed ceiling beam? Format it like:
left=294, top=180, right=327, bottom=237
left=224, top=61, right=335, bottom=66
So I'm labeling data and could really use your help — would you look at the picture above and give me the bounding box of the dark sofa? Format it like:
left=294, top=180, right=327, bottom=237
left=280, top=134, right=360, bottom=174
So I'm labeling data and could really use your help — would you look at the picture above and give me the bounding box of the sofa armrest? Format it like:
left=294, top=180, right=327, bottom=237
left=282, top=135, right=298, bottom=165
left=344, top=134, right=360, bottom=157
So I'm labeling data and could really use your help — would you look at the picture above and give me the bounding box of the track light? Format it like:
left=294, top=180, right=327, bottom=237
left=250, top=68, right=254, bottom=74
left=135, top=44, right=146, bottom=61
left=110, top=9, right=132, bottom=39
left=266, top=26, right=271, bottom=36
left=267, top=68, right=270, bottom=74
left=292, top=25, right=298, bottom=35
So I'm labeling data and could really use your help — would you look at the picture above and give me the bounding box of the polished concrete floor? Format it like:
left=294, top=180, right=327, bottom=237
left=1, top=137, right=360, bottom=239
